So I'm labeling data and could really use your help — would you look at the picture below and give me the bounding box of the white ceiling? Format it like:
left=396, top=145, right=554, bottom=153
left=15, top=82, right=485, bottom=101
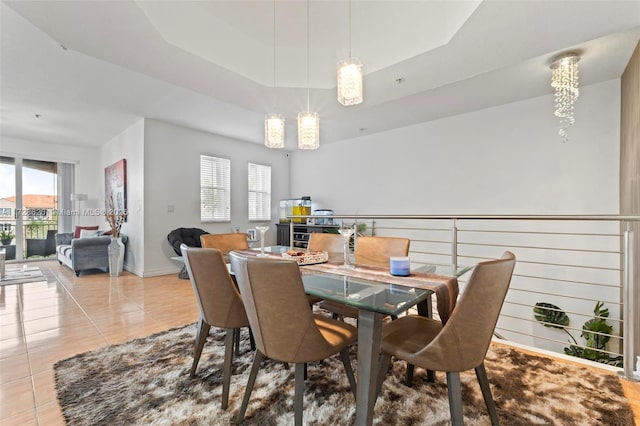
left=1, top=1, right=639, bottom=151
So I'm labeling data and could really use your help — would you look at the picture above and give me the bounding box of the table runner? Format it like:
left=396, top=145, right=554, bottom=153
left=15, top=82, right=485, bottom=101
left=302, top=262, right=459, bottom=324
left=233, top=249, right=460, bottom=324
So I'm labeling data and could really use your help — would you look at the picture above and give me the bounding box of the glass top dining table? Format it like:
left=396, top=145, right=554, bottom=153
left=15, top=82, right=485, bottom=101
left=246, top=245, right=471, bottom=425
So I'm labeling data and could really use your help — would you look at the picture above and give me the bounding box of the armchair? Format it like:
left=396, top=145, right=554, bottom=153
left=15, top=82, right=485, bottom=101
left=26, top=229, right=57, bottom=258
left=167, top=227, right=209, bottom=279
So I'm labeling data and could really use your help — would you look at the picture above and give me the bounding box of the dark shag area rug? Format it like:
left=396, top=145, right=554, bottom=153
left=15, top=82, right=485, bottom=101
left=54, top=324, right=635, bottom=425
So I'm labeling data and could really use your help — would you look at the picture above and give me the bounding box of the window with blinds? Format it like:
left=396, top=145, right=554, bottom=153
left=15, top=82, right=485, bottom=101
left=200, top=155, right=230, bottom=222
left=248, top=162, right=271, bottom=221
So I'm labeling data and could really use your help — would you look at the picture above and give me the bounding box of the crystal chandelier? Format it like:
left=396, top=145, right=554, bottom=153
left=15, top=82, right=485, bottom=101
left=264, top=0, right=284, bottom=149
left=298, top=0, right=319, bottom=150
left=550, top=52, right=580, bottom=143
left=337, top=0, right=363, bottom=106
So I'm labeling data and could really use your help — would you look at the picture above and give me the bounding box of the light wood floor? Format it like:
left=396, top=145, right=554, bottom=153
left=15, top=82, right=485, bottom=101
left=1, top=260, right=639, bottom=425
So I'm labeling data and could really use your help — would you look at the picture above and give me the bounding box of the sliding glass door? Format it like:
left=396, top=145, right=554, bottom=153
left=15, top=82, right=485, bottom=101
left=0, top=157, right=17, bottom=260
left=0, top=156, right=59, bottom=260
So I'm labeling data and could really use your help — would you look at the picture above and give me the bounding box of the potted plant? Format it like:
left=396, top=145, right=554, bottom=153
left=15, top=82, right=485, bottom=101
left=0, top=229, right=15, bottom=245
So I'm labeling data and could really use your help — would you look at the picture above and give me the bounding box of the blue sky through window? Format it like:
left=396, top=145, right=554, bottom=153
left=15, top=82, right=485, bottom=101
left=0, top=162, right=57, bottom=199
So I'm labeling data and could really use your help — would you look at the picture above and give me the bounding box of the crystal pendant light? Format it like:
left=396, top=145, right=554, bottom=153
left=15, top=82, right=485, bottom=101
left=264, top=0, right=284, bottom=149
left=337, top=0, right=363, bottom=106
left=337, top=57, right=363, bottom=106
left=298, top=0, right=319, bottom=150
left=550, top=52, right=580, bottom=143
left=297, top=111, right=319, bottom=150
left=265, top=113, right=284, bottom=149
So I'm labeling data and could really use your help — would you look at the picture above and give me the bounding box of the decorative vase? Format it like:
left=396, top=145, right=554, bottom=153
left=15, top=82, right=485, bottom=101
left=108, top=236, right=125, bottom=277
left=1, top=239, right=11, bottom=246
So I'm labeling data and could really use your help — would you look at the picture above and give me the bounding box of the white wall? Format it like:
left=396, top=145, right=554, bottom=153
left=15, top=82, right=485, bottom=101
left=291, top=79, right=621, bottom=215
left=142, top=119, right=291, bottom=277
left=100, top=119, right=145, bottom=275
left=290, top=79, right=623, bottom=353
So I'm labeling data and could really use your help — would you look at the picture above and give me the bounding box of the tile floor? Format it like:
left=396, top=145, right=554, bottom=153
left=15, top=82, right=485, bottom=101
left=1, top=260, right=639, bottom=425
left=0, top=261, right=198, bottom=425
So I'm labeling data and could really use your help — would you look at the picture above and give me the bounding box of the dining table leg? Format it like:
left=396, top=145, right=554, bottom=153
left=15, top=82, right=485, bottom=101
left=355, top=310, right=384, bottom=426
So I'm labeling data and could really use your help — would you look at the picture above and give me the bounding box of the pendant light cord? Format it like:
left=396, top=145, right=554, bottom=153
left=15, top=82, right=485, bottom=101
left=306, top=0, right=310, bottom=113
left=349, top=0, right=352, bottom=58
left=273, top=0, right=276, bottom=89
left=273, top=0, right=277, bottom=110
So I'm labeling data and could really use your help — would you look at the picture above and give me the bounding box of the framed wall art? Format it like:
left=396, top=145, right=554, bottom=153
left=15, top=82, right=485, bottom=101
left=105, top=158, right=127, bottom=220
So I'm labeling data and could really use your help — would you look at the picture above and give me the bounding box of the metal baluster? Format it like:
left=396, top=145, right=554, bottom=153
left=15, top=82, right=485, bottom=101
left=451, top=219, right=458, bottom=274
left=289, top=221, right=294, bottom=249
left=620, top=223, right=638, bottom=380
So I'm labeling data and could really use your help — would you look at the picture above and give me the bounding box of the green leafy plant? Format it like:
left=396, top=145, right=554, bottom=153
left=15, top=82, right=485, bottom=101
left=533, top=302, right=578, bottom=345
left=0, top=229, right=15, bottom=242
left=26, top=220, right=44, bottom=238
left=565, top=302, right=622, bottom=367
left=533, top=301, right=622, bottom=367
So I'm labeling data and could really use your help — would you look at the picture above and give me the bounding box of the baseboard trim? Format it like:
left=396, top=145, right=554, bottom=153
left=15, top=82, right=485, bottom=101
left=141, top=267, right=181, bottom=278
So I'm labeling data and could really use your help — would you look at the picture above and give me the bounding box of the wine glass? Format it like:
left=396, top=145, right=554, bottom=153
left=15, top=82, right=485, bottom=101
left=338, top=223, right=355, bottom=269
left=255, top=225, right=269, bottom=257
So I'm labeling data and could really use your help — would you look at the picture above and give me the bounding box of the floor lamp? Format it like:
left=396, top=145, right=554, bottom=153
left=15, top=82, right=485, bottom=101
left=70, top=193, right=88, bottom=225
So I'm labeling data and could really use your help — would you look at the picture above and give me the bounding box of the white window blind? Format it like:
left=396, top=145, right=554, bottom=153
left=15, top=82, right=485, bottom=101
left=248, top=162, right=271, bottom=221
left=200, top=155, right=230, bottom=222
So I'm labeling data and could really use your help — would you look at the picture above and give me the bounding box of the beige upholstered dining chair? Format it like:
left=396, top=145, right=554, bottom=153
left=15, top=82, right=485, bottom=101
left=319, top=235, right=411, bottom=320
left=355, top=236, right=410, bottom=268
left=306, top=233, right=344, bottom=305
left=377, top=251, right=516, bottom=426
left=307, top=232, right=344, bottom=254
left=181, top=245, right=253, bottom=410
left=229, top=252, right=357, bottom=426
left=200, top=233, right=249, bottom=261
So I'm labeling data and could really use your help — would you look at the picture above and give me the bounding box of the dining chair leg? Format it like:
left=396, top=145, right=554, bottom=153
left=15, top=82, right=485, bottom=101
left=294, top=363, right=305, bottom=426
left=446, top=371, right=464, bottom=426
left=222, top=328, right=235, bottom=409
left=376, top=353, right=391, bottom=398
left=475, top=363, right=499, bottom=425
left=415, top=301, right=435, bottom=383
left=248, top=328, right=256, bottom=351
left=234, top=328, right=241, bottom=356
left=236, top=350, right=265, bottom=425
left=339, top=349, right=357, bottom=399
left=190, top=317, right=211, bottom=377
left=405, top=363, right=414, bottom=387
left=404, top=363, right=433, bottom=386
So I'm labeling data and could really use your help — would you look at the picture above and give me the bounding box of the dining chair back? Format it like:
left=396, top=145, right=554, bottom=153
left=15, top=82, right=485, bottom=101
left=307, top=232, right=344, bottom=254
left=181, top=245, right=251, bottom=409
left=355, top=236, right=410, bottom=268
left=230, top=251, right=357, bottom=425
left=378, top=251, right=516, bottom=425
left=319, top=235, right=411, bottom=320
left=182, top=245, right=248, bottom=329
left=200, top=233, right=248, bottom=261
